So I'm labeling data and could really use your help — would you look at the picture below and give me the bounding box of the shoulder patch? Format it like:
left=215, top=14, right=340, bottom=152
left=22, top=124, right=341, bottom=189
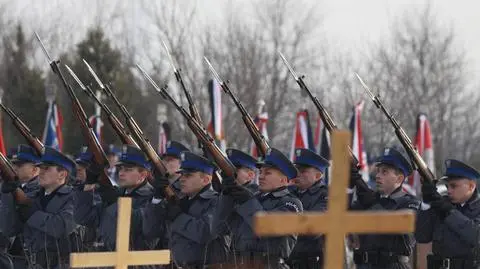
left=285, top=201, right=300, bottom=212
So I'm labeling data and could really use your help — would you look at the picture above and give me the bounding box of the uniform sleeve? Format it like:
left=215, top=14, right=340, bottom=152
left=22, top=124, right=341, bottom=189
left=170, top=198, right=217, bottom=244
left=443, top=209, right=480, bottom=247
left=26, top=194, right=75, bottom=239
left=0, top=193, right=22, bottom=236
left=211, top=194, right=235, bottom=239
left=142, top=199, right=167, bottom=238
left=415, top=205, right=435, bottom=243
left=74, top=190, right=102, bottom=226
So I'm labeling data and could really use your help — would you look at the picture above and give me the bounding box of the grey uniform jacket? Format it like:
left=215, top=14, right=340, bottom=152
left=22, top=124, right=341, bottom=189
left=352, top=187, right=421, bottom=269
left=213, top=186, right=303, bottom=260
left=143, top=184, right=227, bottom=266
left=22, top=184, right=76, bottom=255
left=416, top=193, right=480, bottom=261
left=75, top=180, right=154, bottom=251
left=289, top=180, right=328, bottom=259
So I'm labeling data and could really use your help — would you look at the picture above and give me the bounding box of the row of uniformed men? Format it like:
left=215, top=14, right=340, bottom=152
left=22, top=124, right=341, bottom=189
left=0, top=141, right=478, bottom=269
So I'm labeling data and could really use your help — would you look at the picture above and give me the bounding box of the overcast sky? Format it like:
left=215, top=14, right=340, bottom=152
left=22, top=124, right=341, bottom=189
left=8, top=0, right=480, bottom=75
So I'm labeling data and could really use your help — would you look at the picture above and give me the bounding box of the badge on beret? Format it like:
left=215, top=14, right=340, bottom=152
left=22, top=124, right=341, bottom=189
left=266, top=148, right=272, bottom=156
left=384, top=148, right=390, bottom=155
left=166, top=141, right=172, bottom=148
left=81, top=146, right=88, bottom=153
left=17, top=145, right=22, bottom=152
left=227, top=149, right=232, bottom=156
left=122, top=145, right=128, bottom=154
left=180, top=152, right=185, bottom=161
left=296, top=149, right=301, bottom=157
left=11, top=154, right=17, bottom=159
left=109, top=144, right=114, bottom=151
left=446, top=160, right=451, bottom=167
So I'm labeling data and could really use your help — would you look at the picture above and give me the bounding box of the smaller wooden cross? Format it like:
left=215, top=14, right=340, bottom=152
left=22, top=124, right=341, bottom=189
left=70, top=197, right=170, bottom=269
left=254, top=130, right=416, bottom=269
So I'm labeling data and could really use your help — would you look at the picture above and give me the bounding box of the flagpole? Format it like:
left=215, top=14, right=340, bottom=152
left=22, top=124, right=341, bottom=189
left=42, top=84, right=56, bottom=144
left=0, top=88, right=6, bottom=154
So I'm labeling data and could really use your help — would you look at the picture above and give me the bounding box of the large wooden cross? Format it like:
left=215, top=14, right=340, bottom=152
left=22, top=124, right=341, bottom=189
left=70, top=197, right=170, bottom=269
left=255, top=130, right=416, bottom=269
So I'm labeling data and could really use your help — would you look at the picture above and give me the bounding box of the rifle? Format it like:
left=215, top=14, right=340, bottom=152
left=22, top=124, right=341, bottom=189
left=204, top=57, right=270, bottom=158
left=64, top=65, right=139, bottom=148
left=355, top=73, right=435, bottom=183
left=0, top=151, right=31, bottom=204
left=82, top=60, right=176, bottom=197
left=0, top=103, right=44, bottom=155
left=278, top=52, right=359, bottom=164
left=137, top=65, right=237, bottom=180
left=34, top=33, right=112, bottom=187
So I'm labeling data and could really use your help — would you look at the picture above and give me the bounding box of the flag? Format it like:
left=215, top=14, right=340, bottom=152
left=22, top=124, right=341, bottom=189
left=407, top=113, right=435, bottom=196
left=349, top=101, right=369, bottom=181
left=250, top=103, right=269, bottom=158
left=290, top=109, right=314, bottom=160
left=314, top=116, right=331, bottom=184
left=207, top=79, right=226, bottom=151
left=42, top=100, right=64, bottom=151
left=0, top=110, right=6, bottom=155
left=88, top=115, right=103, bottom=142
left=158, top=122, right=171, bottom=155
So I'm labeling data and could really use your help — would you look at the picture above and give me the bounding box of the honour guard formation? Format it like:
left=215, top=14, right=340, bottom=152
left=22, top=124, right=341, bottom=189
left=0, top=2, right=479, bottom=269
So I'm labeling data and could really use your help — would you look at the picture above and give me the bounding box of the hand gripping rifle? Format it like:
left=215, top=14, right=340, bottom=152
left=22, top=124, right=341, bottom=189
left=82, top=60, right=177, bottom=198
left=0, top=152, right=31, bottom=204
left=137, top=65, right=237, bottom=182
left=64, top=65, right=139, bottom=148
left=34, top=33, right=112, bottom=187
left=355, top=73, right=435, bottom=183
left=204, top=57, right=270, bottom=158
left=0, top=103, right=44, bottom=155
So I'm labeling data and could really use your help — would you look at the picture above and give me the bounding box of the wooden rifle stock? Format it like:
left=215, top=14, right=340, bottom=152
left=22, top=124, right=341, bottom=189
left=0, top=103, right=44, bottom=155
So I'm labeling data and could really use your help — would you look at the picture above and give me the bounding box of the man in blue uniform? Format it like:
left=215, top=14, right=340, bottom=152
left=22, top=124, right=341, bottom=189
left=288, top=148, right=330, bottom=269
left=214, top=148, right=303, bottom=269
left=350, top=147, right=421, bottom=269
left=144, top=151, right=227, bottom=268
left=226, top=148, right=259, bottom=192
left=416, top=159, right=480, bottom=269
left=3, top=147, right=76, bottom=269
left=76, top=145, right=155, bottom=254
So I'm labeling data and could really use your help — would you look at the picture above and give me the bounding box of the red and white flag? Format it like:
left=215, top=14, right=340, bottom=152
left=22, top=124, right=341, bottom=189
left=0, top=108, right=6, bottom=155
left=290, top=109, right=314, bottom=161
left=207, top=79, right=226, bottom=151
left=349, top=101, right=368, bottom=181
left=407, top=113, right=435, bottom=196
left=251, top=100, right=268, bottom=158
left=158, top=122, right=170, bottom=155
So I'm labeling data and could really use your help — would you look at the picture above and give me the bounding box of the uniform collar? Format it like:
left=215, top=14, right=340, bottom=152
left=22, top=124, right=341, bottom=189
left=307, top=180, right=326, bottom=194
left=460, top=193, right=480, bottom=209
left=380, top=186, right=405, bottom=199
left=192, top=184, right=217, bottom=199
left=124, top=179, right=153, bottom=197
left=261, top=186, right=289, bottom=198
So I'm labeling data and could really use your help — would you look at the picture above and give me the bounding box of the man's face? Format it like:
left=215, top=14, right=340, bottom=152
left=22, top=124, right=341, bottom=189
left=107, top=154, right=119, bottom=168
left=235, top=167, right=256, bottom=185
left=163, top=156, right=181, bottom=176
left=375, top=164, right=404, bottom=195
left=76, top=164, right=87, bottom=182
left=13, top=162, right=39, bottom=183
left=447, top=178, right=476, bottom=204
left=38, top=164, right=66, bottom=189
left=293, top=166, right=322, bottom=190
left=179, top=171, right=210, bottom=196
left=117, top=165, right=147, bottom=189
left=258, top=166, right=287, bottom=192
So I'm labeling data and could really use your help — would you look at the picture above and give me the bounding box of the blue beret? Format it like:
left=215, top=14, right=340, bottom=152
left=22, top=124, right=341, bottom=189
left=162, top=141, right=190, bottom=159
left=116, top=145, right=151, bottom=170
left=376, top=147, right=413, bottom=176
left=293, top=148, right=329, bottom=173
left=11, top=144, right=40, bottom=165
left=443, top=159, right=480, bottom=181
left=227, top=148, right=257, bottom=170
left=178, top=151, right=215, bottom=175
left=257, top=148, right=297, bottom=180
left=41, top=147, right=76, bottom=175
left=75, top=146, right=94, bottom=166
left=7, top=147, right=17, bottom=159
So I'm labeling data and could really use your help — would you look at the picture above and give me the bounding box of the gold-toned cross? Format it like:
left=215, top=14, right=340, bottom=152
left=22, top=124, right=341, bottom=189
left=70, top=197, right=170, bottom=269
left=255, top=130, right=415, bottom=269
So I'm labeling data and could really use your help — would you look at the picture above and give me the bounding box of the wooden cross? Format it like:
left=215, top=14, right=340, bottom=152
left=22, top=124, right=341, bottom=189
left=70, top=197, right=170, bottom=269
left=254, top=130, right=415, bottom=269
